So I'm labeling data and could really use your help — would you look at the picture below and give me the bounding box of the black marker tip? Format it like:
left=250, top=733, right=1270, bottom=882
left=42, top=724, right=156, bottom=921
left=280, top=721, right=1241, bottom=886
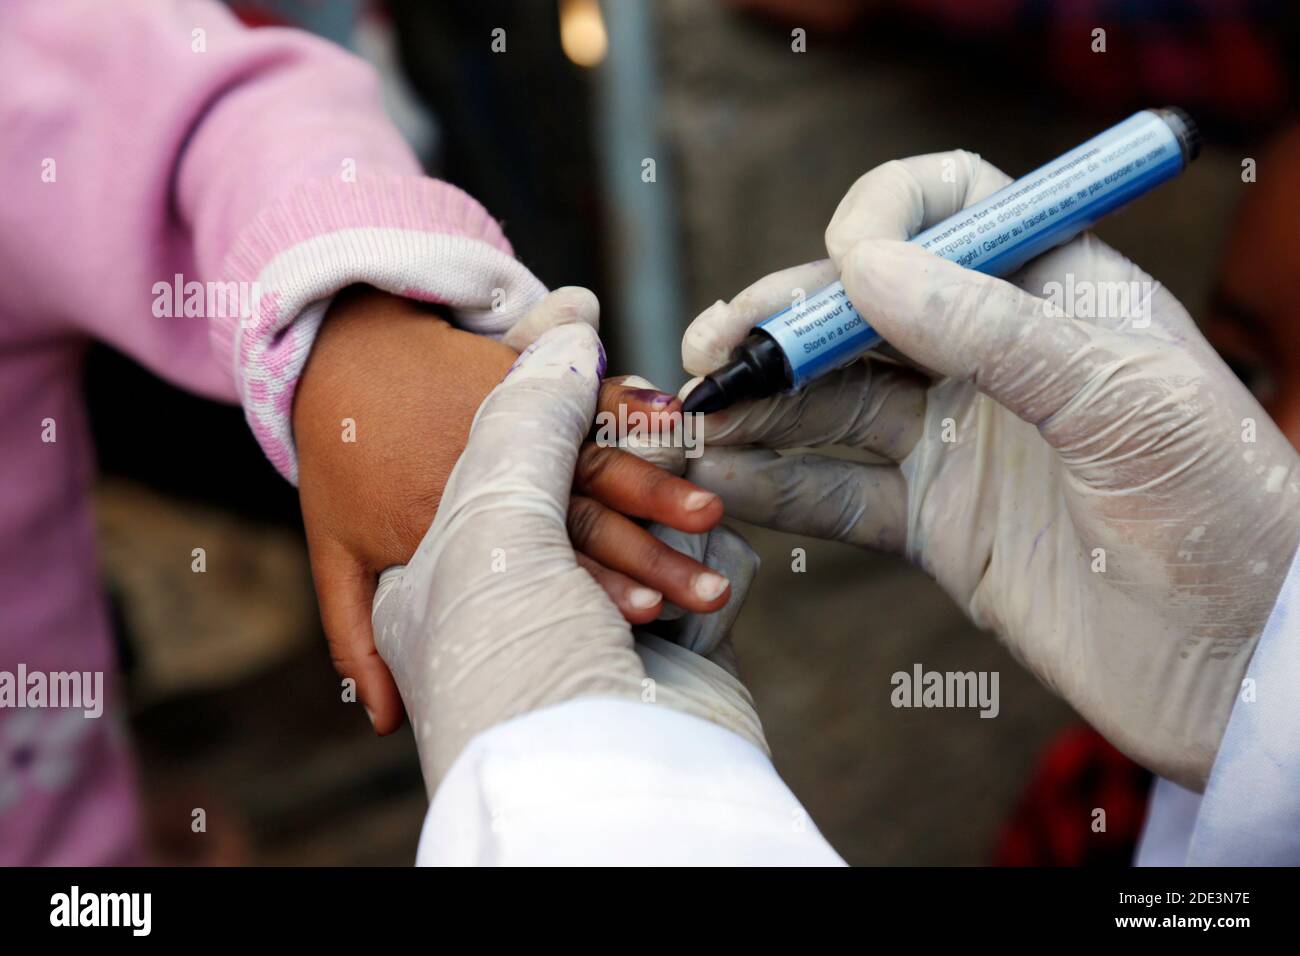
left=681, top=377, right=728, bottom=415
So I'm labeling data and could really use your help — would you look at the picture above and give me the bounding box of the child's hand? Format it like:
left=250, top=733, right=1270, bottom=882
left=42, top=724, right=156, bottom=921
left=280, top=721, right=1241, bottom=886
left=293, top=286, right=728, bottom=733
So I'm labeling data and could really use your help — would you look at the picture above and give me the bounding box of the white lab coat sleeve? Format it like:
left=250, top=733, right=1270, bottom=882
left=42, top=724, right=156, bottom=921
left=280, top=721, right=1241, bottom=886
left=1136, top=542, right=1300, bottom=866
left=414, top=698, right=845, bottom=866
left=1133, top=776, right=1202, bottom=866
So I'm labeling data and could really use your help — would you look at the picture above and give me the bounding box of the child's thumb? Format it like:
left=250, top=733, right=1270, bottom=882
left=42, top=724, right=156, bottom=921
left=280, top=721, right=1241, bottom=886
left=310, top=539, right=404, bottom=734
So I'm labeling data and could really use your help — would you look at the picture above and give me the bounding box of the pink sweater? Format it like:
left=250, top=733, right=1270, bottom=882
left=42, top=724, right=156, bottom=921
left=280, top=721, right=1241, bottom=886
left=0, top=0, right=544, bottom=863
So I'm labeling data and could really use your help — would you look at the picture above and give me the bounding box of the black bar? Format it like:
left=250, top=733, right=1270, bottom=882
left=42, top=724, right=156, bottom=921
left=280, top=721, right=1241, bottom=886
left=0, top=866, right=1282, bottom=940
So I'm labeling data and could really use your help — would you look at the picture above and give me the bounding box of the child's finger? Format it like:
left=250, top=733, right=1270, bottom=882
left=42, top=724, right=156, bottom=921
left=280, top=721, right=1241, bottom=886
left=307, top=537, right=405, bottom=735
left=574, top=443, right=722, bottom=533
left=596, top=375, right=687, bottom=474
left=598, top=375, right=679, bottom=415
left=567, top=495, right=731, bottom=613
left=574, top=553, right=664, bottom=625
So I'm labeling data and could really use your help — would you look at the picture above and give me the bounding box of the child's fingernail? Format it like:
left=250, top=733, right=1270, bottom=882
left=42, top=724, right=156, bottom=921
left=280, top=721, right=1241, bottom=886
left=691, top=571, right=729, bottom=602
left=625, top=388, right=677, bottom=408
left=628, top=587, right=662, bottom=610
left=363, top=704, right=377, bottom=729
left=683, top=490, right=718, bottom=512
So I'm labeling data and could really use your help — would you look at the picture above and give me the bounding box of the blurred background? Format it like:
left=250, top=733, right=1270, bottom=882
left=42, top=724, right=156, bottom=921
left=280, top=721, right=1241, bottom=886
left=83, top=0, right=1299, bottom=864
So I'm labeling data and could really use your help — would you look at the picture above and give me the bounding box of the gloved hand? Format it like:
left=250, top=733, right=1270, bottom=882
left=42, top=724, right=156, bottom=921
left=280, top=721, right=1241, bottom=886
left=297, top=286, right=735, bottom=735
left=372, top=323, right=765, bottom=791
left=682, top=150, right=1300, bottom=789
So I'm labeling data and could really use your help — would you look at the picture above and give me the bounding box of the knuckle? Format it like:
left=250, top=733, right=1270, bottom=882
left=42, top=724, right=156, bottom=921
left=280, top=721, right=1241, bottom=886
left=626, top=456, right=670, bottom=497
left=575, top=443, right=618, bottom=489
left=565, top=495, right=604, bottom=546
left=328, top=652, right=358, bottom=677
left=639, top=537, right=683, bottom=580
left=596, top=379, right=626, bottom=412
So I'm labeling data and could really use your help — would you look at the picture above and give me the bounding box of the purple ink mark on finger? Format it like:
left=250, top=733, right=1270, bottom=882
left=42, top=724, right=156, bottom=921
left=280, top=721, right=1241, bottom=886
left=624, top=388, right=677, bottom=408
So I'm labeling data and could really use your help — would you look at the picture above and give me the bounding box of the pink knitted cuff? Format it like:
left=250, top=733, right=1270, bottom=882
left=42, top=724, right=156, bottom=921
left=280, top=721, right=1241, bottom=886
left=214, top=174, right=548, bottom=484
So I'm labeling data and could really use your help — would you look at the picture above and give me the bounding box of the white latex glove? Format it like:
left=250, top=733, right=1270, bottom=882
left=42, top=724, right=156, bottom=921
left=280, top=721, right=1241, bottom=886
left=682, top=151, right=1300, bottom=789
left=372, top=323, right=764, bottom=792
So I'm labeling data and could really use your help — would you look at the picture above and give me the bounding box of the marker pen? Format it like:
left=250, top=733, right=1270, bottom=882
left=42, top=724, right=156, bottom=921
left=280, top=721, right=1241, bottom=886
left=681, top=107, right=1200, bottom=415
